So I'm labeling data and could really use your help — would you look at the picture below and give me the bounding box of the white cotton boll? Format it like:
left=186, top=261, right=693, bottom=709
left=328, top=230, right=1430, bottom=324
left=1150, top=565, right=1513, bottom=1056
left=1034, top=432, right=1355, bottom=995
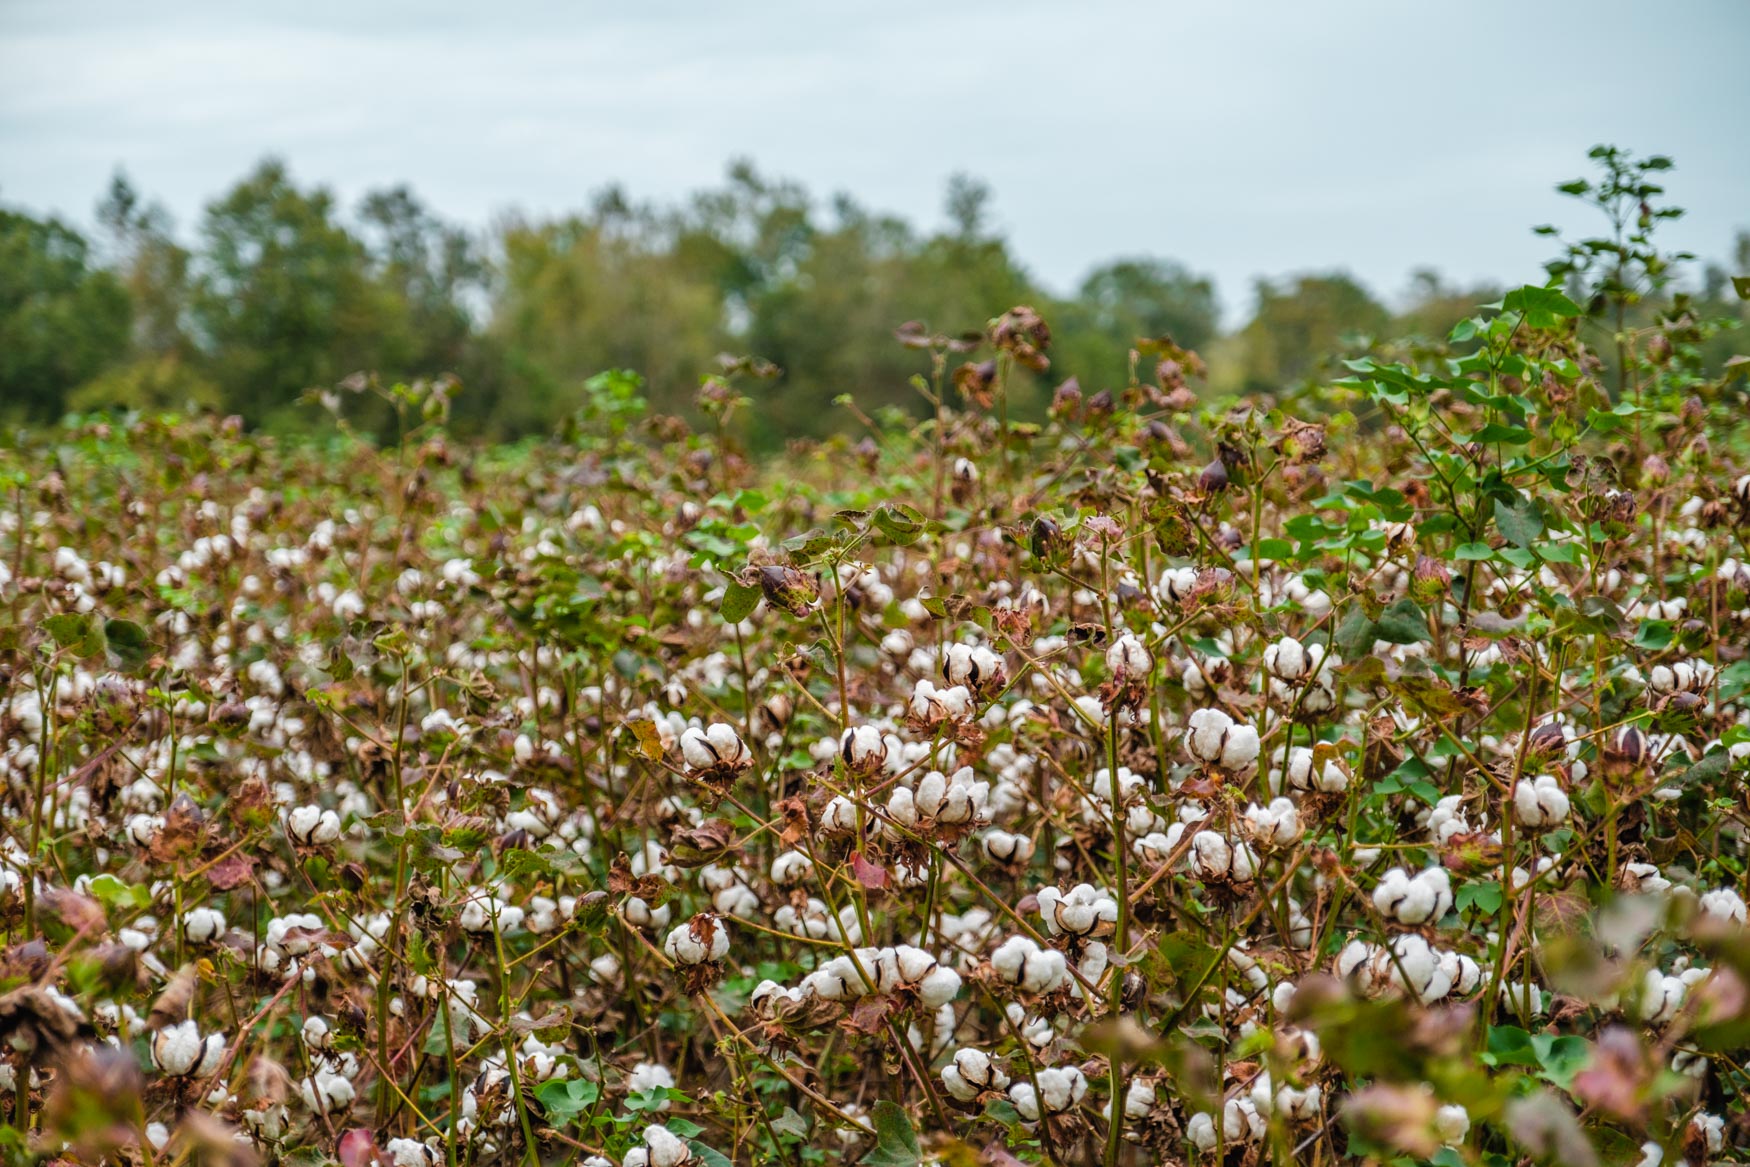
left=1282, top=745, right=1348, bottom=793
left=627, top=1061, right=675, bottom=1101
left=1156, top=566, right=1201, bottom=606
left=819, top=796, right=857, bottom=835
left=1123, top=1078, right=1157, bottom=1119
left=840, top=724, right=887, bottom=771
left=918, top=966, right=963, bottom=1008
left=1223, top=1096, right=1266, bottom=1141
left=1191, top=831, right=1233, bottom=880
left=1185, top=708, right=1235, bottom=763
left=1699, top=888, right=1747, bottom=926
left=885, top=786, right=918, bottom=835
left=183, top=906, right=226, bottom=943
left=385, top=1139, right=438, bottom=1167
left=150, top=1019, right=210, bottom=1077
left=941, top=1048, right=1008, bottom=1101
left=991, top=935, right=1067, bottom=994
left=1691, top=1113, right=1725, bottom=1155
left=1264, top=636, right=1310, bottom=681
left=1513, top=775, right=1569, bottom=829
left=301, top=1015, right=333, bottom=1051
left=1222, top=724, right=1261, bottom=773
left=1434, top=1104, right=1470, bottom=1145
left=770, top=850, right=813, bottom=885
left=1639, top=970, right=1686, bottom=1024
left=1244, top=798, right=1302, bottom=847
left=681, top=724, right=750, bottom=771
left=1187, top=1111, right=1218, bottom=1151
left=983, top=830, right=1035, bottom=864
left=663, top=915, right=729, bottom=966
left=639, top=1125, right=693, bottom=1167
left=1106, top=633, right=1152, bottom=678
left=1036, top=1066, right=1088, bottom=1114
left=285, top=804, right=341, bottom=845
left=300, top=1069, right=355, bottom=1115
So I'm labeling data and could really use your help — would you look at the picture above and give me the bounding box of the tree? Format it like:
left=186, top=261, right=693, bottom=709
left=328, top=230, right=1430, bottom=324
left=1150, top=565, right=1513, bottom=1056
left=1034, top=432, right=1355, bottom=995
left=0, top=208, right=131, bottom=421
left=1235, top=272, right=1390, bottom=391
left=191, top=159, right=388, bottom=424
left=1052, top=258, right=1219, bottom=391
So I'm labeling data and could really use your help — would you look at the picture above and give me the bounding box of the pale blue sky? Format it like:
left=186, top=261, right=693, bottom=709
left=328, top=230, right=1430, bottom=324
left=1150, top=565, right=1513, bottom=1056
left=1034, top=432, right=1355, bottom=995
left=3, top=0, right=1746, bottom=320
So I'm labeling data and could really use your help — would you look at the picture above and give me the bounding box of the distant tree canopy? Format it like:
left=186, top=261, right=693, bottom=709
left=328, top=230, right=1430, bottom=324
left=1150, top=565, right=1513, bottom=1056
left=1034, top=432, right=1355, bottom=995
left=3, top=158, right=1743, bottom=444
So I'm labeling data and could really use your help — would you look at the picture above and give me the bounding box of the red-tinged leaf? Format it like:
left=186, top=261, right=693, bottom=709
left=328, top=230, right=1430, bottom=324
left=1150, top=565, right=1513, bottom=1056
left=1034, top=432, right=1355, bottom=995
left=337, top=1128, right=382, bottom=1167
left=851, top=852, right=888, bottom=889
left=207, top=852, right=257, bottom=890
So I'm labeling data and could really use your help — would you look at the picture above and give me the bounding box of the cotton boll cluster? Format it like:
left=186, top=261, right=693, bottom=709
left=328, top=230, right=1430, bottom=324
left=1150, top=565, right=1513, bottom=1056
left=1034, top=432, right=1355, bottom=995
left=792, top=945, right=962, bottom=1008
left=1338, top=934, right=1483, bottom=1003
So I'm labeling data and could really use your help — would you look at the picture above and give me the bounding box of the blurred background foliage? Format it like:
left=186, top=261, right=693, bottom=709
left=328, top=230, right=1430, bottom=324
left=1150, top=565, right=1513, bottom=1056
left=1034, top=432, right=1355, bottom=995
left=3, top=157, right=1745, bottom=448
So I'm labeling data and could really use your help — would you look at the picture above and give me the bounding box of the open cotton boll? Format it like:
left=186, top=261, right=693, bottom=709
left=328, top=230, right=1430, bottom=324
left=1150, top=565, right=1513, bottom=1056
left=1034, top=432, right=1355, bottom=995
left=1434, top=1104, right=1470, bottom=1145
left=990, top=935, right=1068, bottom=994
left=1243, top=798, right=1302, bottom=847
left=941, top=1048, right=1008, bottom=1101
left=1699, top=888, right=1747, bottom=925
left=1373, top=866, right=1453, bottom=925
left=680, top=724, right=750, bottom=771
left=1105, top=632, right=1152, bottom=678
left=1513, top=775, right=1569, bottom=828
left=663, top=914, right=730, bottom=966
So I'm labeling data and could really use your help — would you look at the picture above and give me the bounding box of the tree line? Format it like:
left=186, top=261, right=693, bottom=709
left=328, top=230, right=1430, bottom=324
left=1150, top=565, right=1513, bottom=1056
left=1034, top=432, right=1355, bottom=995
left=3, top=158, right=1744, bottom=446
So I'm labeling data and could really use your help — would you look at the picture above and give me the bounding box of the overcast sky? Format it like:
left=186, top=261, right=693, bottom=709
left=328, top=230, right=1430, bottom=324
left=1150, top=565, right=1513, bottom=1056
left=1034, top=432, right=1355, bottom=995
left=3, top=0, right=1746, bottom=321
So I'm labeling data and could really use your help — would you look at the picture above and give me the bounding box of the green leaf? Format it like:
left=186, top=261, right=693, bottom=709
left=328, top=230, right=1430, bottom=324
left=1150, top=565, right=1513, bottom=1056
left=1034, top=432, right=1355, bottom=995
left=720, top=580, right=762, bottom=624
left=872, top=503, right=926, bottom=546
left=1483, top=1025, right=1539, bottom=1067
left=534, top=1077, right=600, bottom=1118
left=44, top=612, right=106, bottom=657
left=1454, top=542, right=1496, bottom=561
left=1530, top=1034, right=1590, bottom=1090
left=1503, top=284, right=1583, bottom=329
left=1457, top=882, right=1503, bottom=916
left=687, top=1142, right=734, bottom=1167
left=1373, top=597, right=1431, bottom=645
left=1494, top=493, right=1544, bottom=549
left=1333, top=605, right=1378, bottom=657
left=1732, top=275, right=1750, bottom=301
left=103, top=618, right=152, bottom=672
left=860, top=1100, right=921, bottom=1167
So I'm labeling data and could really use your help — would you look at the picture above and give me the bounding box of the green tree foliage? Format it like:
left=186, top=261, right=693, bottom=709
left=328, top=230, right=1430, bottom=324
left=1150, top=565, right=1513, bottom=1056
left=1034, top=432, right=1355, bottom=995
left=1234, top=271, right=1392, bottom=391
left=0, top=152, right=1740, bottom=444
left=0, top=208, right=131, bottom=421
left=190, top=159, right=393, bottom=425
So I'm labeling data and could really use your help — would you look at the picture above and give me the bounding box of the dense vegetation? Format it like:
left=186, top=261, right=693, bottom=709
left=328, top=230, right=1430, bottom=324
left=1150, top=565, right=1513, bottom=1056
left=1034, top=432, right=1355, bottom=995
left=4, top=156, right=1745, bottom=448
left=1, top=148, right=1749, bottom=1167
